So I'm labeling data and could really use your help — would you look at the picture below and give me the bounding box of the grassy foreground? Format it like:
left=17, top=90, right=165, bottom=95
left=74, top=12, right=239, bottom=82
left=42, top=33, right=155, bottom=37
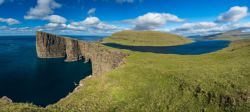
left=102, top=30, right=192, bottom=46
left=46, top=39, right=250, bottom=112
left=1, top=37, right=250, bottom=112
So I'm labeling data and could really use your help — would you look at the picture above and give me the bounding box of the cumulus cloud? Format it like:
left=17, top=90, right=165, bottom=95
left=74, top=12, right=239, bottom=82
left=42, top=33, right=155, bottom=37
left=44, top=15, right=67, bottom=24
left=0, top=26, right=8, bottom=30
left=116, top=0, right=134, bottom=3
left=79, top=16, right=100, bottom=25
left=24, top=0, right=61, bottom=19
left=36, top=15, right=67, bottom=32
left=68, top=16, right=117, bottom=31
left=87, top=8, right=96, bottom=15
left=169, top=6, right=249, bottom=36
left=0, top=0, right=4, bottom=5
left=126, top=12, right=184, bottom=30
left=169, top=22, right=250, bottom=36
left=95, top=22, right=117, bottom=30
left=92, top=0, right=141, bottom=4
left=36, top=16, right=118, bottom=34
left=43, top=23, right=67, bottom=30
left=216, top=6, right=249, bottom=23
left=24, top=0, right=67, bottom=27
left=172, top=22, right=217, bottom=32
left=169, top=22, right=221, bottom=35
left=0, top=18, right=20, bottom=25
left=0, top=26, right=36, bottom=35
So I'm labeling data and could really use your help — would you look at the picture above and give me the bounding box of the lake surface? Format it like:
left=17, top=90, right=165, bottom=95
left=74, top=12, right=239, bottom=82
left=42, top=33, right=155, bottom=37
left=104, top=40, right=230, bottom=55
left=0, top=35, right=104, bottom=107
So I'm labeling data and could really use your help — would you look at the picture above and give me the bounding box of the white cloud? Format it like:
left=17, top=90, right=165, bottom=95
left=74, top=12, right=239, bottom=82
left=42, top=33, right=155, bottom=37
left=34, top=16, right=118, bottom=34
left=24, top=0, right=61, bottom=19
left=0, top=26, right=8, bottom=30
left=81, top=16, right=100, bottom=25
left=236, top=22, right=250, bottom=28
left=0, top=16, right=120, bottom=35
left=0, top=0, right=4, bottom=5
left=116, top=0, right=134, bottom=3
left=177, top=22, right=217, bottom=30
left=44, top=15, right=67, bottom=24
left=169, top=6, right=249, bottom=36
left=0, top=18, right=20, bottom=25
left=95, top=22, right=117, bottom=30
left=44, top=23, right=67, bottom=30
left=169, top=22, right=250, bottom=36
left=67, top=16, right=118, bottom=31
left=66, top=24, right=86, bottom=31
left=24, top=0, right=67, bottom=26
left=216, top=6, right=249, bottom=23
left=126, top=12, right=184, bottom=30
left=0, top=26, right=36, bottom=35
left=87, top=8, right=96, bottom=15
left=169, top=22, right=221, bottom=36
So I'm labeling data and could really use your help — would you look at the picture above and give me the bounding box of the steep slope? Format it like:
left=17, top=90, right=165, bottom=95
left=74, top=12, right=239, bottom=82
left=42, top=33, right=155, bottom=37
left=36, top=31, right=129, bottom=76
left=102, top=30, right=192, bottom=46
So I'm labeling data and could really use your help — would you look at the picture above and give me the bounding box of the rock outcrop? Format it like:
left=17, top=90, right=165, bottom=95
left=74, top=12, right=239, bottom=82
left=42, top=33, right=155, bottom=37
left=36, top=31, right=128, bottom=75
left=0, top=96, right=12, bottom=103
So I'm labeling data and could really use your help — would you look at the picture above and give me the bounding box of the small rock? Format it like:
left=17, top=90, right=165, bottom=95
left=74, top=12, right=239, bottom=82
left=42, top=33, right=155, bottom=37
left=1, top=96, right=12, bottom=103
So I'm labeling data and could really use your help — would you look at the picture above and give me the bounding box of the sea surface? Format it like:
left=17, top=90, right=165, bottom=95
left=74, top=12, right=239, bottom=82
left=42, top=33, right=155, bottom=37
left=0, top=35, right=104, bottom=107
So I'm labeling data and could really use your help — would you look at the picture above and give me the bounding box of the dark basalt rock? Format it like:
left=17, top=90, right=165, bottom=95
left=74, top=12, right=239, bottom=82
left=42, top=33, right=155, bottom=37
left=36, top=31, right=128, bottom=76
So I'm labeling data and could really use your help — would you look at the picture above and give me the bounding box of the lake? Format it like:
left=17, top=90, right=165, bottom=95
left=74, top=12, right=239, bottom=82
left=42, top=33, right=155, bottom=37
left=0, top=35, right=104, bottom=107
left=104, top=40, right=230, bottom=55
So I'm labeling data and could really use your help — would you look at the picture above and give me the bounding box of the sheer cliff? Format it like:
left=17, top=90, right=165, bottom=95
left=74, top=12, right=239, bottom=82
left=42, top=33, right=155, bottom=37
left=36, top=31, right=128, bottom=76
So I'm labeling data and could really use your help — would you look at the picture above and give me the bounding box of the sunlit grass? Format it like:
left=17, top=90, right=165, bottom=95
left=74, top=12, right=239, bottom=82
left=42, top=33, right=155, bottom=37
left=102, top=30, right=192, bottom=46
left=47, top=40, right=250, bottom=112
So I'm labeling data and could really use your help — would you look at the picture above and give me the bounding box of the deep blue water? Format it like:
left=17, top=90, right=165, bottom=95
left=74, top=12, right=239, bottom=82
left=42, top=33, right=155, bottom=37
left=104, top=40, right=230, bottom=55
left=0, top=35, right=104, bottom=107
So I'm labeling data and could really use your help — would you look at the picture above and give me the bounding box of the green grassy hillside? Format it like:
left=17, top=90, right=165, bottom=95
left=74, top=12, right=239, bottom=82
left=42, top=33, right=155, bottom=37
left=46, top=39, right=250, bottom=112
left=102, top=30, right=192, bottom=46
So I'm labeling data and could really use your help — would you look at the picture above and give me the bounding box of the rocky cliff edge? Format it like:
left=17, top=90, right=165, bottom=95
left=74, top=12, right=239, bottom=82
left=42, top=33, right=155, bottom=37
left=36, top=31, right=129, bottom=76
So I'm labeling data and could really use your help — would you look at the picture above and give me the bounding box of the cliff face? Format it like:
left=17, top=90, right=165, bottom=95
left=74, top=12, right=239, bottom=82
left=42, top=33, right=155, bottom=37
left=36, top=32, right=66, bottom=58
left=36, top=32, right=128, bottom=75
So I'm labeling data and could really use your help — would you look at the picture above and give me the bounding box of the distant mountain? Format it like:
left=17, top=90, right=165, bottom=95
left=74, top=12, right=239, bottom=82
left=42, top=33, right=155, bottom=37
left=204, top=29, right=250, bottom=41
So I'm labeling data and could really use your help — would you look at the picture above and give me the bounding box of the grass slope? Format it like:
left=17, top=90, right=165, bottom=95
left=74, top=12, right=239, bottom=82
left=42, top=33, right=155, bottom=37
left=0, top=99, right=49, bottom=112
left=102, top=30, right=192, bottom=46
left=46, top=40, right=250, bottom=112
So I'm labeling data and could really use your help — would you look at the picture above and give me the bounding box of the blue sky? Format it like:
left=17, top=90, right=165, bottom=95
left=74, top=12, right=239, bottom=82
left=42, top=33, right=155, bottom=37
left=0, top=0, right=249, bottom=36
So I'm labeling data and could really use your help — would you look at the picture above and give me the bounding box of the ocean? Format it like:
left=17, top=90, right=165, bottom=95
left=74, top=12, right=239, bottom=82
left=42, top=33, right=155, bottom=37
left=0, top=35, right=104, bottom=106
